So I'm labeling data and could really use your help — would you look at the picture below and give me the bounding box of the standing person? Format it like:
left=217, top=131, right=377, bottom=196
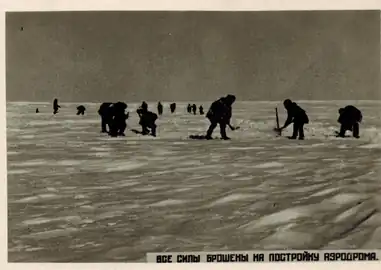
left=275, top=99, right=309, bottom=140
left=187, top=104, right=192, bottom=114
left=336, top=105, right=362, bottom=139
left=98, top=102, right=113, bottom=133
left=170, top=103, right=176, bottom=113
left=205, top=94, right=237, bottom=140
left=157, top=102, right=163, bottom=116
left=199, top=105, right=204, bottom=115
left=192, top=104, right=197, bottom=115
left=53, top=98, right=61, bottom=114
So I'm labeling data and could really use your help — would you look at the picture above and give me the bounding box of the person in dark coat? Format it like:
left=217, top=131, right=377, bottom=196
left=275, top=99, right=309, bottom=140
left=157, top=102, right=163, bottom=116
left=205, top=94, right=237, bottom=140
left=108, top=102, right=129, bottom=137
left=53, top=98, right=61, bottom=114
left=76, top=105, right=86, bottom=115
left=187, top=104, right=192, bottom=114
left=36, top=108, right=39, bottom=113
left=336, top=105, right=362, bottom=139
left=137, top=101, right=158, bottom=136
left=137, top=101, right=148, bottom=117
left=170, top=103, right=176, bottom=113
left=199, top=105, right=204, bottom=115
left=192, top=104, right=197, bottom=115
left=98, top=102, right=114, bottom=133
left=98, top=102, right=129, bottom=136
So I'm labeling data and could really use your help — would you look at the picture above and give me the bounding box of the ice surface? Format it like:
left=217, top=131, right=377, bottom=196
left=7, top=101, right=381, bottom=262
left=253, top=162, right=284, bottom=169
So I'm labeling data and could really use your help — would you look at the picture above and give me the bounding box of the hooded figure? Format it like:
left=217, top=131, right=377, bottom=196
left=276, top=99, right=309, bottom=140
left=53, top=98, right=61, bottom=114
left=76, top=105, right=86, bottom=115
left=205, top=94, right=237, bottom=140
left=337, top=105, right=362, bottom=138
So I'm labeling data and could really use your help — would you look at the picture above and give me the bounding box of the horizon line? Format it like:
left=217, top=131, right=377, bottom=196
left=6, top=99, right=381, bottom=104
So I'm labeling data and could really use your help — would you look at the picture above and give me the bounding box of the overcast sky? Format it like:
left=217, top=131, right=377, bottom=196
left=6, top=10, right=380, bottom=102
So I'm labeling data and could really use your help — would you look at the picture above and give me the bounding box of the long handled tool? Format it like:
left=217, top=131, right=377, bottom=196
left=274, top=107, right=282, bottom=136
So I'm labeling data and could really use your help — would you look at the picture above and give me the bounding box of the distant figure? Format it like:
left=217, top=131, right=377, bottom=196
left=53, top=98, right=60, bottom=114
left=157, top=102, right=163, bottom=116
left=275, top=99, right=309, bottom=140
left=337, top=105, right=362, bottom=139
left=108, top=102, right=129, bottom=137
left=137, top=101, right=158, bottom=136
left=76, top=105, right=86, bottom=115
left=192, top=104, right=197, bottom=115
left=205, top=94, right=237, bottom=140
left=199, top=105, right=204, bottom=115
left=36, top=108, right=39, bottom=113
left=187, top=104, right=192, bottom=113
left=98, top=102, right=114, bottom=133
left=170, top=103, right=176, bottom=113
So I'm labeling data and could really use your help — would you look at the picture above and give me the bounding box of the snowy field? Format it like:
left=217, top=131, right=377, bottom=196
left=7, top=100, right=381, bottom=262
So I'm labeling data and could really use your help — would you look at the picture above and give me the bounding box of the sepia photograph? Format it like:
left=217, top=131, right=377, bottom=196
left=6, top=9, right=381, bottom=262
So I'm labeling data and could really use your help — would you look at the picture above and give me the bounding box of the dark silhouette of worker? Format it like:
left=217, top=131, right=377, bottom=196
left=98, top=102, right=114, bottom=133
left=170, top=103, right=176, bottom=113
left=192, top=104, right=197, bottom=115
left=137, top=101, right=158, bottom=136
left=336, top=105, right=362, bottom=139
left=199, top=106, right=204, bottom=115
left=275, top=99, right=309, bottom=140
left=157, top=102, right=163, bottom=116
left=76, top=105, right=86, bottom=115
left=36, top=108, right=39, bottom=113
left=187, top=104, right=192, bottom=114
left=137, top=101, right=148, bottom=116
left=108, top=102, right=129, bottom=137
left=205, top=94, right=237, bottom=140
left=53, top=98, right=60, bottom=114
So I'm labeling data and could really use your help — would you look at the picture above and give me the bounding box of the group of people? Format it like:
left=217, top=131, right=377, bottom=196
left=42, top=96, right=364, bottom=140
left=97, top=97, right=238, bottom=140
left=98, top=101, right=158, bottom=137
left=157, top=102, right=205, bottom=116
left=273, top=99, right=363, bottom=140
left=187, top=104, right=204, bottom=115
left=36, top=99, right=87, bottom=115
left=157, top=102, right=177, bottom=115
left=98, top=102, right=129, bottom=137
left=201, top=96, right=363, bottom=140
